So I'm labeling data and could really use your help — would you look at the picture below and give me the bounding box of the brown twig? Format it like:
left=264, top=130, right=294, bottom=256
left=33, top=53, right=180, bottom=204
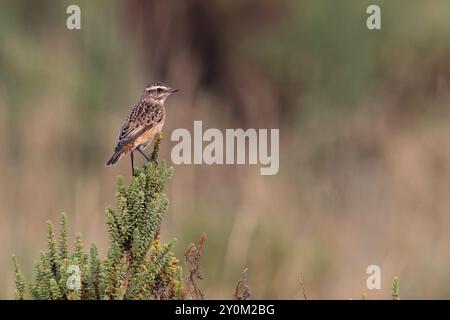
left=233, top=268, right=251, bottom=300
left=298, top=273, right=308, bottom=300
left=184, top=233, right=206, bottom=300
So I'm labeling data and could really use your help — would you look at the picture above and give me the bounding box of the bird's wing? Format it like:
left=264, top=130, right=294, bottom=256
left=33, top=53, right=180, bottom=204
left=115, top=124, right=153, bottom=152
left=115, top=102, right=153, bottom=151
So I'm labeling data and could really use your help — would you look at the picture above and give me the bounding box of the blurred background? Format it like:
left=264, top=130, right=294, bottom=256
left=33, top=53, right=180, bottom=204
left=1, top=0, right=450, bottom=299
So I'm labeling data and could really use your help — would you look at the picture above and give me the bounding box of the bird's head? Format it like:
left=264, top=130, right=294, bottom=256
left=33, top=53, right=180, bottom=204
left=144, top=82, right=178, bottom=103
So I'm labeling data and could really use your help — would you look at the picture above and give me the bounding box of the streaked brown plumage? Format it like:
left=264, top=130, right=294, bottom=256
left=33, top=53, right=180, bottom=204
left=106, top=82, right=178, bottom=175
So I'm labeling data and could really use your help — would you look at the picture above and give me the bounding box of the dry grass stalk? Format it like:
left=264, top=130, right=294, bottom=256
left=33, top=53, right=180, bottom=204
left=233, top=268, right=251, bottom=300
left=184, top=233, right=206, bottom=300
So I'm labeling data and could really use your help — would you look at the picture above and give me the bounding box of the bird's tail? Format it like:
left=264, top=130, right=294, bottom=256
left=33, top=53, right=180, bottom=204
left=106, top=149, right=124, bottom=167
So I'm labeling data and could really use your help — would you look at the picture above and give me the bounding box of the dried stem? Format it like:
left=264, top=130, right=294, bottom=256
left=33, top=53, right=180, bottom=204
left=233, top=268, right=251, bottom=300
left=184, top=233, right=206, bottom=300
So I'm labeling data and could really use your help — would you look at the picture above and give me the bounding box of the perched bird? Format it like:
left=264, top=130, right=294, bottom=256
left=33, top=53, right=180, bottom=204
left=106, top=82, right=178, bottom=175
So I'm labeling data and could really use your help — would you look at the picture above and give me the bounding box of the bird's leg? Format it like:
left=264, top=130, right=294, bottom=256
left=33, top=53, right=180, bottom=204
left=137, top=146, right=151, bottom=162
left=130, top=151, right=135, bottom=176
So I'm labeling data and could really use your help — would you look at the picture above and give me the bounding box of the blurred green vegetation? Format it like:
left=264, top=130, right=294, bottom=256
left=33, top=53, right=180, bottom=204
left=1, top=0, right=450, bottom=299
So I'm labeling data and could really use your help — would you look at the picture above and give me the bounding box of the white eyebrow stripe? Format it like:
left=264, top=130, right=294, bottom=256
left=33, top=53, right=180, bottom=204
left=146, top=85, right=164, bottom=92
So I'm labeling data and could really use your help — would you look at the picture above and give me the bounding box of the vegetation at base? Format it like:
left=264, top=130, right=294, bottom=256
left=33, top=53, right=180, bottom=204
left=13, top=139, right=187, bottom=300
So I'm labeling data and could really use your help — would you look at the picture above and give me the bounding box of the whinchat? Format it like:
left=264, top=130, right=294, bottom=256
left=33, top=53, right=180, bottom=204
left=106, top=82, right=178, bottom=175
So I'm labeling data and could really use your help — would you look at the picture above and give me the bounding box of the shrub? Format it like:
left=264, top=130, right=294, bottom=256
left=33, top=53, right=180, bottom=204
left=13, top=140, right=186, bottom=300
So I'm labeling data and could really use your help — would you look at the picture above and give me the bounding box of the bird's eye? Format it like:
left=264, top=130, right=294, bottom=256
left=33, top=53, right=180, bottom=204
left=157, top=88, right=162, bottom=93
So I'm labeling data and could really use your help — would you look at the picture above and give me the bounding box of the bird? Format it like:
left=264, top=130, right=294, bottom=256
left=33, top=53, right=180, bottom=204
left=106, top=82, right=178, bottom=176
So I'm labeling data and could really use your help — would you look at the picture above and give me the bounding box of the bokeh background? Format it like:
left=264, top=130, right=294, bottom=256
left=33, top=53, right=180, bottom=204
left=1, top=0, right=450, bottom=299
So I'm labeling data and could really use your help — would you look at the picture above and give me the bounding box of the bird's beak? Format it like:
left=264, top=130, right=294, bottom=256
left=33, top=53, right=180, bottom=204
left=169, top=88, right=179, bottom=93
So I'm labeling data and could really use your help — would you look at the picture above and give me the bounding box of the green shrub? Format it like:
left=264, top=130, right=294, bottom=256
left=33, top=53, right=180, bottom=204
left=13, top=157, right=186, bottom=300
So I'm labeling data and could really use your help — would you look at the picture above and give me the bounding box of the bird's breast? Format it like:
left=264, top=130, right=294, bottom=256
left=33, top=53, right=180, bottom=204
left=134, top=122, right=164, bottom=148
